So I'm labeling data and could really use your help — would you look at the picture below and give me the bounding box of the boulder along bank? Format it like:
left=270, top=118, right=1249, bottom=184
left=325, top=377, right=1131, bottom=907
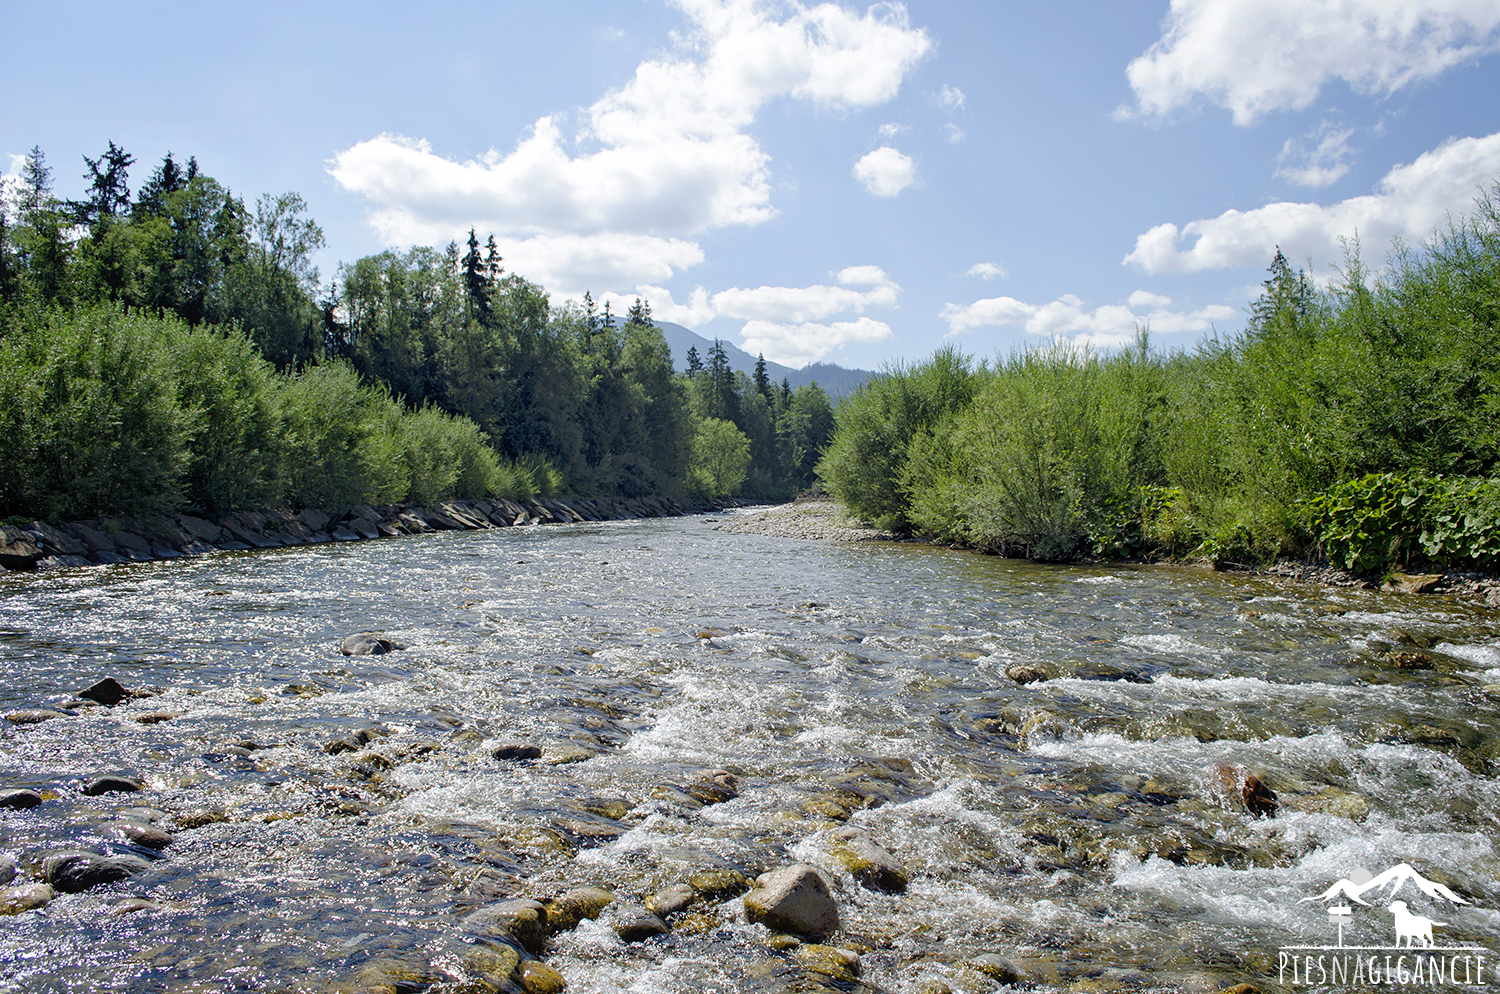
left=0, top=495, right=747, bottom=572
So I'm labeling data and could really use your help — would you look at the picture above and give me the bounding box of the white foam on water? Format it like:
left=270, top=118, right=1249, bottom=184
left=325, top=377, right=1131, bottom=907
left=1120, top=633, right=1216, bottom=656
left=1075, top=575, right=1121, bottom=585
left=1438, top=641, right=1500, bottom=668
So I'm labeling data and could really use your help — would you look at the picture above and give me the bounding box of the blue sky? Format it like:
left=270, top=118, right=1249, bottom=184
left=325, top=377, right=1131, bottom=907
left=5, top=1, right=1500, bottom=369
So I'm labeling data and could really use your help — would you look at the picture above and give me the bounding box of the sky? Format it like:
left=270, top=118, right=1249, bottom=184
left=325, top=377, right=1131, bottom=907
left=5, top=0, right=1500, bottom=370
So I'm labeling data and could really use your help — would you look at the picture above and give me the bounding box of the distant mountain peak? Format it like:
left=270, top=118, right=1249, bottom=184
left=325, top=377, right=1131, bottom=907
left=653, top=321, right=872, bottom=397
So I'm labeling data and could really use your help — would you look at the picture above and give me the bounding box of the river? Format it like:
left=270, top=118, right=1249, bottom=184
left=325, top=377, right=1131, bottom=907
left=2, top=511, right=1499, bottom=993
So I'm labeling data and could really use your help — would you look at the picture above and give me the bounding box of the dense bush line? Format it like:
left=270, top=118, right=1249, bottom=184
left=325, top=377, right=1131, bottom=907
left=818, top=185, right=1500, bottom=574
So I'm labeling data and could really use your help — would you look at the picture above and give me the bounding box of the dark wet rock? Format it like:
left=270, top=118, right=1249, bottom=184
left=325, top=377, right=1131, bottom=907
left=6, top=710, right=66, bottom=725
left=340, top=632, right=407, bottom=656
left=1385, top=650, right=1434, bottom=669
left=464, top=898, right=549, bottom=953
left=831, top=827, right=908, bottom=892
left=0, top=854, right=14, bottom=885
left=115, top=806, right=168, bottom=824
left=1211, top=763, right=1277, bottom=818
left=492, top=741, right=543, bottom=762
left=175, top=808, right=229, bottom=829
left=647, top=883, right=698, bottom=916
left=0, top=883, right=54, bottom=915
left=463, top=867, right=520, bottom=903
left=0, top=525, right=43, bottom=570
left=23, top=520, right=87, bottom=556
left=614, top=904, right=669, bottom=942
left=800, top=794, right=854, bottom=821
left=744, top=864, right=838, bottom=938
left=577, top=796, right=630, bottom=820
left=689, top=867, right=752, bottom=902
left=352, top=955, right=442, bottom=994
left=101, top=819, right=174, bottom=850
left=79, top=677, right=133, bottom=706
left=44, top=851, right=153, bottom=893
left=544, top=886, right=615, bottom=932
left=684, top=769, right=741, bottom=805
left=325, top=735, right=364, bottom=755
left=969, top=953, right=1022, bottom=984
left=85, top=776, right=143, bottom=796
left=517, top=960, right=566, bottom=994
left=0, top=789, right=43, bottom=810
left=462, top=942, right=522, bottom=990
left=296, top=509, right=331, bottom=532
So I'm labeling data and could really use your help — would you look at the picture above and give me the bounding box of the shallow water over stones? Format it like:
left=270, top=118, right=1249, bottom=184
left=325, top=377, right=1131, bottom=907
left=2, top=513, right=1500, bottom=992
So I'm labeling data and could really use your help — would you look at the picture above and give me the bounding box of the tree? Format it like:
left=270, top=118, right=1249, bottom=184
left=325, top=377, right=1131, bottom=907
left=70, top=141, right=135, bottom=229
left=461, top=228, right=490, bottom=323
left=686, top=344, right=702, bottom=374
left=754, top=352, right=771, bottom=400
left=691, top=417, right=751, bottom=496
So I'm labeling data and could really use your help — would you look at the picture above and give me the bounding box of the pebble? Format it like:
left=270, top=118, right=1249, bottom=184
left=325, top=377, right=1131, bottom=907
left=133, top=711, right=181, bottom=724
left=0, top=854, right=14, bottom=885
left=544, top=886, right=615, bottom=931
left=492, top=742, right=543, bottom=762
left=831, top=827, right=908, bottom=892
left=795, top=945, right=862, bottom=981
left=100, top=819, right=174, bottom=850
left=0, top=789, right=43, bottom=810
left=6, top=710, right=64, bottom=725
left=647, top=883, right=697, bottom=916
left=84, top=776, right=143, bottom=797
left=689, top=868, right=751, bottom=901
left=464, top=898, right=548, bottom=954
left=969, top=953, right=1022, bottom=984
left=175, top=808, right=229, bottom=829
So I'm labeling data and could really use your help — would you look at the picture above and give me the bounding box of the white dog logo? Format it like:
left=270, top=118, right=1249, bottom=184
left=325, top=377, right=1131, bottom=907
left=1389, top=900, right=1447, bottom=947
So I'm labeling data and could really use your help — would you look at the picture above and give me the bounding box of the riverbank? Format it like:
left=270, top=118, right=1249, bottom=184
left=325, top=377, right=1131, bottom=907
left=0, top=494, right=747, bottom=572
left=719, top=499, right=1500, bottom=607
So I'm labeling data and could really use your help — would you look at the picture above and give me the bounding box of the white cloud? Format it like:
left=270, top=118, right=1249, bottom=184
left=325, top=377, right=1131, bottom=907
left=740, top=316, right=894, bottom=366
left=967, top=262, right=1007, bottom=280
left=612, top=265, right=900, bottom=365
left=878, top=122, right=908, bottom=138
left=1127, top=290, right=1173, bottom=309
left=853, top=146, right=917, bottom=196
left=330, top=0, right=931, bottom=293
left=941, top=292, right=1237, bottom=347
left=942, top=122, right=966, bottom=143
left=939, top=84, right=966, bottom=110
left=1124, top=131, right=1500, bottom=273
left=1124, top=0, right=1500, bottom=125
left=1275, top=121, right=1357, bottom=188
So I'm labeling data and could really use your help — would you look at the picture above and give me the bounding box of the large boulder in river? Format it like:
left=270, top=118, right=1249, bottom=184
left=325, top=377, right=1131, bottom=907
left=1211, top=762, right=1277, bottom=817
left=340, top=633, right=407, bottom=656
left=0, top=526, right=42, bottom=570
left=79, top=677, right=133, bottom=706
left=43, top=851, right=153, bottom=893
left=743, top=863, right=839, bottom=938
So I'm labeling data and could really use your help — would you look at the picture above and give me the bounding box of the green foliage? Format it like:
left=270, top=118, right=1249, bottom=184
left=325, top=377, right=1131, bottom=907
left=1304, top=472, right=1500, bottom=573
left=690, top=418, right=751, bottom=497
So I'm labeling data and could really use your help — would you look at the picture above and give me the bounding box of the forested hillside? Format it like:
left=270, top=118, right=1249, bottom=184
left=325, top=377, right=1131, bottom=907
left=0, top=143, right=835, bottom=521
left=818, top=185, right=1500, bottom=575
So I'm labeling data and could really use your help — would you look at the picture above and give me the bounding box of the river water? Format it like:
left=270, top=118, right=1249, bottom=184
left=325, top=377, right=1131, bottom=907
left=2, top=512, right=1499, bottom=993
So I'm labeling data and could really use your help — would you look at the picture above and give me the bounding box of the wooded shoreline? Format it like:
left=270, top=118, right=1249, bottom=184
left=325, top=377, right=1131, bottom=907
left=0, top=494, right=747, bottom=572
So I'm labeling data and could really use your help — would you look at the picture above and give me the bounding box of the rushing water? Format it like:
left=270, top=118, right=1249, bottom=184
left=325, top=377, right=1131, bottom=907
left=2, top=512, right=1500, bottom=993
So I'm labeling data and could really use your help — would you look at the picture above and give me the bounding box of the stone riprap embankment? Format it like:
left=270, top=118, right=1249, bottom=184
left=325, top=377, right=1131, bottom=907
left=0, top=495, right=741, bottom=572
left=712, top=498, right=892, bottom=542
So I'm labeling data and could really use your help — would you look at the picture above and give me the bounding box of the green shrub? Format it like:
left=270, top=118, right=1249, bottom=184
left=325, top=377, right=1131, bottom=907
left=277, top=362, right=407, bottom=510
left=1305, top=472, right=1500, bottom=573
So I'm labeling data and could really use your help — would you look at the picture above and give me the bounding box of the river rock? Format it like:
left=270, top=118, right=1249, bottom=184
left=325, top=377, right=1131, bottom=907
left=6, top=710, right=65, bottom=725
left=689, top=867, right=752, bottom=901
left=684, top=769, right=741, bottom=805
left=0, top=789, right=43, bottom=809
left=79, top=677, right=133, bottom=706
left=968, top=953, right=1022, bottom=984
left=44, top=851, right=153, bottom=892
left=831, top=827, right=908, bottom=892
left=464, top=898, right=549, bottom=953
left=0, top=883, right=54, bottom=915
left=84, top=776, right=143, bottom=796
left=492, top=741, right=543, bottom=762
left=744, top=864, right=838, bottom=938
left=1384, top=572, right=1443, bottom=594
left=462, top=943, right=522, bottom=990
left=175, top=808, right=229, bottom=829
left=517, top=960, right=566, bottom=994
left=24, top=521, right=87, bottom=556
left=0, top=525, right=43, bottom=570
left=101, top=819, right=174, bottom=850
left=544, top=886, right=615, bottom=932
left=0, top=854, right=14, bottom=884
left=1006, top=663, right=1050, bottom=684
left=614, top=904, right=669, bottom=942
left=133, top=711, right=181, bottom=724
left=1211, top=763, right=1277, bottom=818
left=796, top=945, right=861, bottom=981
left=340, top=632, right=407, bottom=656
left=648, top=883, right=697, bottom=916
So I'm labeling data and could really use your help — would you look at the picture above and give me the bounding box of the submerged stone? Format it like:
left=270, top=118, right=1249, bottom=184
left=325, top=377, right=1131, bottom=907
left=0, top=789, right=43, bottom=810
left=340, top=632, right=407, bottom=656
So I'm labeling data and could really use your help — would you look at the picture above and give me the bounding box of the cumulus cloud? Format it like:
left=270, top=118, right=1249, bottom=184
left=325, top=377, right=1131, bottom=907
left=613, top=265, right=900, bottom=365
left=740, top=317, right=894, bottom=367
left=1124, top=0, right=1500, bottom=125
left=941, top=291, right=1236, bottom=347
left=329, top=0, right=931, bottom=293
left=939, top=84, right=966, bottom=110
left=1275, top=121, right=1358, bottom=187
left=853, top=146, right=917, bottom=196
left=967, top=261, right=1007, bottom=280
left=1124, top=131, right=1500, bottom=273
